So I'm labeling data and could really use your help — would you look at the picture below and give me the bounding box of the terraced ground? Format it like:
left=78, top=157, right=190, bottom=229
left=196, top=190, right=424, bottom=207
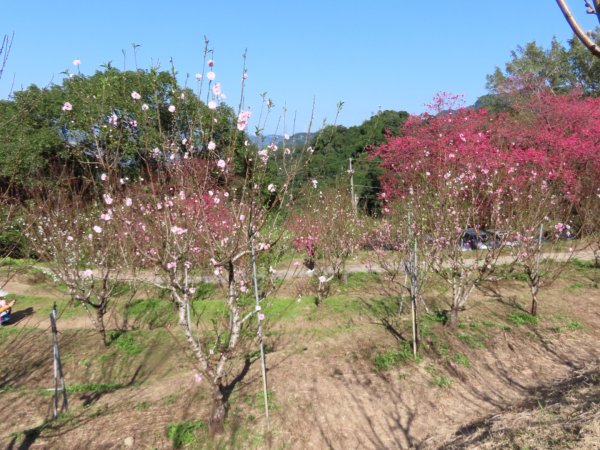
left=0, top=258, right=598, bottom=449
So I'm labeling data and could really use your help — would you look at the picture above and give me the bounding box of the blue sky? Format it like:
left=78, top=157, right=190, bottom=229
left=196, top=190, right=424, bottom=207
left=1, top=1, right=598, bottom=134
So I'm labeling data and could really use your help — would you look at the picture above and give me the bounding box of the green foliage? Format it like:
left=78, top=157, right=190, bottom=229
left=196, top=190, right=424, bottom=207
left=373, top=341, right=420, bottom=372
left=166, top=420, right=207, bottom=449
left=125, top=298, right=177, bottom=327
left=431, top=375, right=452, bottom=389
left=66, top=382, right=127, bottom=394
left=484, top=29, right=600, bottom=99
left=426, top=364, right=452, bottom=388
left=451, top=353, right=470, bottom=368
left=302, top=110, right=409, bottom=212
left=0, top=66, right=244, bottom=191
left=507, top=311, right=539, bottom=326
left=457, top=333, right=486, bottom=349
left=108, top=330, right=143, bottom=356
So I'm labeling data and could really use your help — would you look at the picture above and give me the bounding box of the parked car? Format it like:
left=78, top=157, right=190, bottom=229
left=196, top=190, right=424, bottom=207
left=459, top=228, right=489, bottom=251
left=485, top=229, right=519, bottom=248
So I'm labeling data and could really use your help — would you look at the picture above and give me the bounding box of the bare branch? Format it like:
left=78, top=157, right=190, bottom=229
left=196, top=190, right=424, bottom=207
left=556, top=0, right=600, bottom=57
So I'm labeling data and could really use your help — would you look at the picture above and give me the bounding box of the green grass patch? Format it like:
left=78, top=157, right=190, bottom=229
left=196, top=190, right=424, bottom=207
left=40, top=383, right=128, bottom=396
left=507, top=311, right=539, bottom=326
left=125, top=298, right=177, bottom=327
left=373, top=341, right=420, bottom=372
left=457, top=333, right=486, bottom=349
left=451, top=353, right=470, bottom=368
left=431, top=375, right=452, bottom=388
left=166, top=420, right=207, bottom=449
left=135, top=401, right=150, bottom=410
left=108, top=330, right=144, bottom=356
left=341, top=271, right=382, bottom=290
left=569, top=258, right=596, bottom=271
left=426, top=364, right=452, bottom=388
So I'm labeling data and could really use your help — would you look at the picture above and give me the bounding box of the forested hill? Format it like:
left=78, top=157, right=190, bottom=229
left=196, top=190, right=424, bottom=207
left=304, top=110, right=409, bottom=211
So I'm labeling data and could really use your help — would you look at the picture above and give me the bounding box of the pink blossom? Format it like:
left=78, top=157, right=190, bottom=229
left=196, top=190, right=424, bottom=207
left=242, top=71, right=248, bottom=80
left=217, top=159, right=226, bottom=170
left=311, top=179, right=318, bottom=188
left=109, top=113, right=118, bottom=126
left=255, top=305, right=262, bottom=311
left=189, top=287, right=196, bottom=294
left=207, top=71, right=216, bottom=80
left=208, top=141, right=216, bottom=151
left=194, top=373, right=202, bottom=384
left=268, top=183, right=276, bottom=193
left=208, top=101, right=217, bottom=110
left=62, top=102, right=73, bottom=111
left=167, top=261, right=177, bottom=270
left=168, top=105, right=176, bottom=113
left=92, top=225, right=103, bottom=234
left=72, top=59, right=81, bottom=66
left=258, top=313, right=265, bottom=321
left=100, top=173, right=108, bottom=181
left=258, top=149, right=269, bottom=162
left=141, top=103, right=149, bottom=111
left=103, top=193, right=113, bottom=205
left=81, top=269, right=93, bottom=278
left=195, top=73, right=202, bottom=80
left=212, top=82, right=221, bottom=96
left=208, top=59, right=214, bottom=67
left=67, top=235, right=74, bottom=241
left=125, top=197, right=132, bottom=207
left=319, top=276, right=327, bottom=283
left=170, top=226, right=188, bottom=235
left=240, top=285, right=248, bottom=293
left=131, top=91, right=141, bottom=100
left=239, top=214, right=245, bottom=222
left=237, top=110, right=252, bottom=131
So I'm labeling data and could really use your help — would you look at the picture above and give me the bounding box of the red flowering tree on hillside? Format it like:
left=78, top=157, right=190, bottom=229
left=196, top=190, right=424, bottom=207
left=372, top=97, right=520, bottom=326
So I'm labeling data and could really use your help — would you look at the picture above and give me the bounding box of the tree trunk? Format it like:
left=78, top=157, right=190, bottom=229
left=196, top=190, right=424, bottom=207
left=96, top=307, right=107, bottom=347
left=530, top=283, right=539, bottom=316
left=448, top=284, right=463, bottom=327
left=448, top=305, right=460, bottom=327
left=209, top=383, right=226, bottom=436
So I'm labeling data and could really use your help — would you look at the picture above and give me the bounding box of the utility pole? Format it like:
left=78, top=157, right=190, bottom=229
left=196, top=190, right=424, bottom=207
left=348, top=158, right=357, bottom=215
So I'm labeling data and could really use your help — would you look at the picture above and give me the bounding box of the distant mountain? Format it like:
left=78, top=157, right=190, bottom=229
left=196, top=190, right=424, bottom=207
left=248, top=132, right=316, bottom=148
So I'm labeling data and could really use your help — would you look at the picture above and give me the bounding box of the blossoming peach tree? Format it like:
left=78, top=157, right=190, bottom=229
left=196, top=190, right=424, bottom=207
left=111, top=49, right=315, bottom=433
left=373, top=95, right=523, bottom=326
left=21, top=43, right=313, bottom=433
left=25, top=180, right=139, bottom=346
